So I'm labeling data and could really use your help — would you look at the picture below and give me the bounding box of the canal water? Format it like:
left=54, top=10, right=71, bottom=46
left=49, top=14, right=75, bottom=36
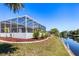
left=64, top=38, right=79, bottom=56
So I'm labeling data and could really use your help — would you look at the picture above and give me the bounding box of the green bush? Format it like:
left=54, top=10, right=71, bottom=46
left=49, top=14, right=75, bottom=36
left=44, top=32, right=49, bottom=38
left=33, top=29, right=40, bottom=39
left=40, top=31, right=49, bottom=39
left=41, top=32, right=45, bottom=39
left=33, top=29, right=49, bottom=39
left=60, top=31, right=68, bottom=38
left=50, top=28, right=59, bottom=37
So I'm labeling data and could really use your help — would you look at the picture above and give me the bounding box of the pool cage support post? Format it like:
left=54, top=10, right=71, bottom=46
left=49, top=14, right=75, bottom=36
left=25, top=17, right=27, bottom=33
left=17, top=16, right=18, bottom=33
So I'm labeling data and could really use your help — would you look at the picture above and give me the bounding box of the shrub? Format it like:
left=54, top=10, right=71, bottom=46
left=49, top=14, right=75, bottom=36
left=40, top=30, right=45, bottom=39
left=40, top=31, right=49, bottom=39
left=44, top=32, right=49, bottom=38
left=50, top=28, right=59, bottom=37
left=33, top=29, right=49, bottom=39
left=33, top=29, right=40, bottom=39
left=60, top=31, right=68, bottom=38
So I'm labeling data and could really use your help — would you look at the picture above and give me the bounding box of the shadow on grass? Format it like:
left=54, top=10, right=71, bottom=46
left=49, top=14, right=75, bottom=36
left=0, top=43, right=18, bottom=54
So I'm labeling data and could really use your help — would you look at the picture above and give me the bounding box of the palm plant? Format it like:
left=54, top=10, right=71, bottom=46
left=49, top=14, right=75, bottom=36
left=4, top=3, right=24, bottom=13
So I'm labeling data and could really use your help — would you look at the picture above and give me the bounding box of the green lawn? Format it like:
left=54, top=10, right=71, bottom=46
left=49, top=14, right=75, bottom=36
left=0, top=36, right=69, bottom=56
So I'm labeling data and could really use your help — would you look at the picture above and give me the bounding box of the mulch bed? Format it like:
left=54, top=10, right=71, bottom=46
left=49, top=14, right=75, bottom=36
left=0, top=37, right=39, bottom=42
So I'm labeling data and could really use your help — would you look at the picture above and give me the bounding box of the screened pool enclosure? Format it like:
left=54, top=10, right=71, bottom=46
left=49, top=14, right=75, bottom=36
left=0, top=16, right=46, bottom=39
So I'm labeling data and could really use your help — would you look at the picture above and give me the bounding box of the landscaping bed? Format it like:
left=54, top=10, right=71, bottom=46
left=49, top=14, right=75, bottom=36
left=0, top=37, right=40, bottom=42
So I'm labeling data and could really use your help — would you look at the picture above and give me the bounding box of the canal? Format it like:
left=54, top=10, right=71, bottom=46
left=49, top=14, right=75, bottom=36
left=64, top=38, right=79, bottom=56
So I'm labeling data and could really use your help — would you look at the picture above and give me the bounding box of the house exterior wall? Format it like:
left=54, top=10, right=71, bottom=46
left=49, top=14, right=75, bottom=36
left=0, top=33, right=33, bottom=39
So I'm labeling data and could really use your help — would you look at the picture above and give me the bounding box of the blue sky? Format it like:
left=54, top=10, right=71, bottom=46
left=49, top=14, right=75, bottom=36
left=0, top=3, right=79, bottom=31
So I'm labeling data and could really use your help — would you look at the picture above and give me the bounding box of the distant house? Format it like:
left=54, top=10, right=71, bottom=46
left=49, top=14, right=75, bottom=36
left=0, top=15, right=46, bottom=39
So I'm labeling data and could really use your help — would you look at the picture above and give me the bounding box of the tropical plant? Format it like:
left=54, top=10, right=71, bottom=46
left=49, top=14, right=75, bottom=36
left=40, top=30, right=45, bottom=39
left=4, top=3, right=24, bottom=13
left=50, top=28, right=59, bottom=37
left=39, top=29, right=49, bottom=39
left=33, top=29, right=40, bottom=39
left=44, top=32, right=49, bottom=38
left=68, top=29, right=79, bottom=42
left=41, top=32, right=45, bottom=39
left=76, top=29, right=79, bottom=35
left=60, top=31, right=68, bottom=38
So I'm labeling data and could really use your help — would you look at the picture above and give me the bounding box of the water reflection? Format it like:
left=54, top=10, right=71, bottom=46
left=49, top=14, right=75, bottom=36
left=64, top=38, right=79, bottom=56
